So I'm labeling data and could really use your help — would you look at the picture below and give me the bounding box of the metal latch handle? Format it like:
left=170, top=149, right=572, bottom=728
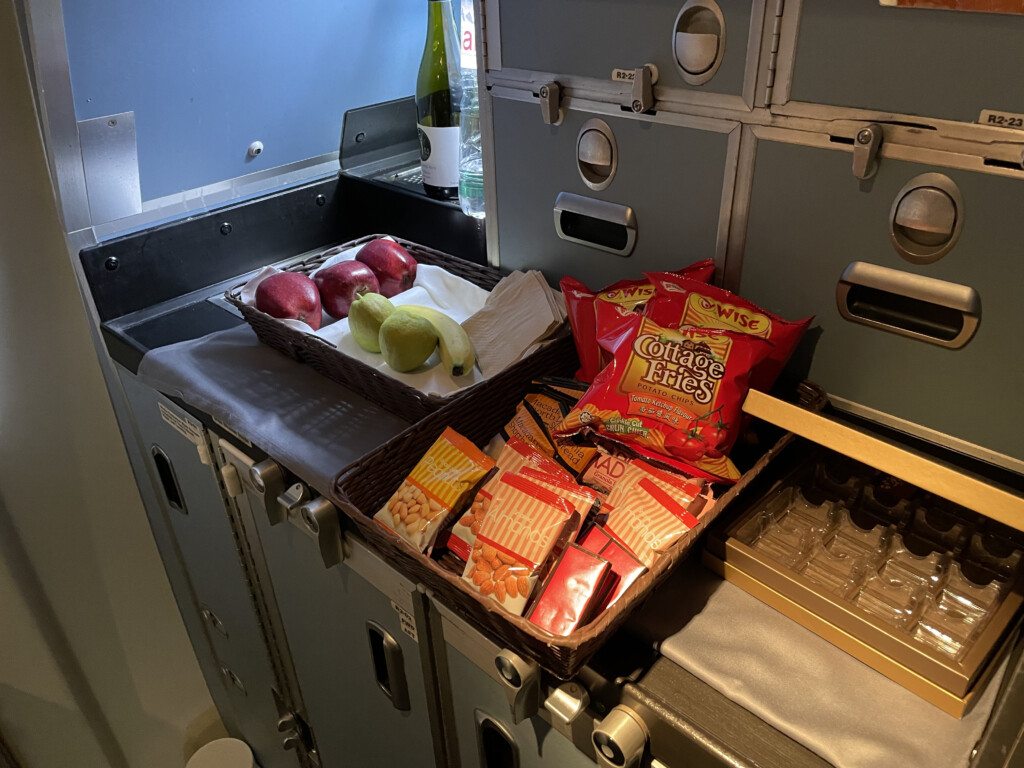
left=293, top=495, right=345, bottom=569
left=539, top=81, right=562, bottom=125
left=852, top=123, right=883, bottom=180
left=630, top=65, right=657, bottom=114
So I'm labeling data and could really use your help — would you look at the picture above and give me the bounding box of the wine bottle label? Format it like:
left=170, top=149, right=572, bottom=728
left=418, top=124, right=460, bottom=188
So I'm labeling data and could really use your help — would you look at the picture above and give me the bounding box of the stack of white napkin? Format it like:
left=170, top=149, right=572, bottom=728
left=462, top=270, right=567, bottom=377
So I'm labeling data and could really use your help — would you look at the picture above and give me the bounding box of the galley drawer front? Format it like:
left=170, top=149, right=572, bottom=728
left=779, top=1, right=1024, bottom=125
left=250, top=511, right=437, bottom=768
left=495, top=0, right=759, bottom=100
left=492, top=95, right=734, bottom=287
left=737, top=135, right=1024, bottom=466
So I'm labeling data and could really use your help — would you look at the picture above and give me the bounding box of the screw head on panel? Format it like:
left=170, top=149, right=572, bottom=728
left=104, top=257, right=119, bottom=271
left=220, top=222, right=232, bottom=235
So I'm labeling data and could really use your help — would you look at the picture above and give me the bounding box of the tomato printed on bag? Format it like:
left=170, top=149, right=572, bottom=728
left=643, top=273, right=812, bottom=392
left=556, top=306, right=772, bottom=482
left=561, top=260, right=715, bottom=383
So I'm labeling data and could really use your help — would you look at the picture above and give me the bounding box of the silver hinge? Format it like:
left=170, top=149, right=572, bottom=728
left=763, top=0, right=786, bottom=106
left=273, top=690, right=320, bottom=765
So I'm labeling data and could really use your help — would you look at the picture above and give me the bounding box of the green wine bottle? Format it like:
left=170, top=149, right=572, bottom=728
left=416, top=0, right=461, bottom=201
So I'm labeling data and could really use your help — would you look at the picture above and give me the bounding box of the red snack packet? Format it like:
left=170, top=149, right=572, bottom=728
left=557, top=308, right=772, bottom=482
left=561, top=260, right=715, bottom=383
left=643, top=272, right=812, bottom=392
left=527, top=544, right=614, bottom=636
left=578, top=526, right=646, bottom=609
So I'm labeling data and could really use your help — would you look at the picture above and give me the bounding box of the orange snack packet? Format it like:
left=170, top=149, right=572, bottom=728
left=374, top=428, right=495, bottom=552
left=447, top=438, right=575, bottom=561
left=500, top=386, right=597, bottom=477
left=462, top=473, right=578, bottom=615
left=603, top=468, right=707, bottom=568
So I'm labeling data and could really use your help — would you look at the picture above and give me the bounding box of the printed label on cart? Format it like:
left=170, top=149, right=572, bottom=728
left=391, top=600, right=418, bottom=642
left=612, top=67, right=658, bottom=84
left=159, top=402, right=211, bottom=465
left=979, top=110, right=1024, bottom=130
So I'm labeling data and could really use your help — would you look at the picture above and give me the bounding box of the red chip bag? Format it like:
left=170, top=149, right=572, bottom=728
left=556, top=307, right=772, bottom=482
left=561, top=260, right=715, bottom=383
left=643, top=273, right=812, bottom=392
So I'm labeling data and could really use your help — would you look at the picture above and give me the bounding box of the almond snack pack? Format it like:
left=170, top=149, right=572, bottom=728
left=603, top=476, right=705, bottom=569
left=374, top=427, right=495, bottom=552
left=561, top=259, right=716, bottom=383
left=462, top=472, right=578, bottom=615
left=446, top=437, right=574, bottom=562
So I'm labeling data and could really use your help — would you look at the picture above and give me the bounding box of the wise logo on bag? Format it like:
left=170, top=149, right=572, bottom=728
left=561, top=260, right=715, bottom=383
left=643, top=273, right=812, bottom=393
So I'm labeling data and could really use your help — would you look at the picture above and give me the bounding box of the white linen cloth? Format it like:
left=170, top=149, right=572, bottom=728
left=626, top=555, right=1008, bottom=768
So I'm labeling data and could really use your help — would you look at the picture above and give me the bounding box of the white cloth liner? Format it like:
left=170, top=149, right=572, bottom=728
left=627, top=555, right=1008, bottom=768
left=239, top=237, right=490, bottom=397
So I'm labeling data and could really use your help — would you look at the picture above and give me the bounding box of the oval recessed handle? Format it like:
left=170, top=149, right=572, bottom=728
left=889, top=173, right=964, bottom=264
left=836, top=262, right=980, bottom=349
left=893, top=187, right=956, bottom=247
left=674, top=31, right=718, bottom=75
left=673, top=1, right=726, bottom=85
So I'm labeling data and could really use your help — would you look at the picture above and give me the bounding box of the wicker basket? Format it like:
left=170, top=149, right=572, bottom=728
left=332, top=374, right=828, bottom=680
left=225, top=234, right=519, bottom=423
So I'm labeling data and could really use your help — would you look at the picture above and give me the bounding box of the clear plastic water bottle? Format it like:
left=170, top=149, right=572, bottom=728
left=458, top=0, right=485, bottom=219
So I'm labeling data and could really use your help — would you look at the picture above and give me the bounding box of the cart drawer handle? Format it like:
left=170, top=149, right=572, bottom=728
left=836, top=261, right=980, bottom=349
left=553, top=192, right=637, bottom=256
left=366, top=621, right=410, bottom=711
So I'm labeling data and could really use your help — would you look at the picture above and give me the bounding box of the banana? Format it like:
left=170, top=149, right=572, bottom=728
left=397, top=305, right=476, bottom=377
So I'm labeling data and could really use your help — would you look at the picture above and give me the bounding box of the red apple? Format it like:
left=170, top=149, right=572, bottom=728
left=254, top=272, right=322, bottom=330
left=313, top=260, right=380, bottom=318
left=355, top=239, right=418, bottom=298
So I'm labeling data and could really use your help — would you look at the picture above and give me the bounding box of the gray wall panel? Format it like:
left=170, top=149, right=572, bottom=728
left=497, top=0, right=753, bottom=98
left=786, top=2, right=1024, bottom=125
left=492, top=96, right=733, bottom=288
left=739, top=137, right=1024, bottom=463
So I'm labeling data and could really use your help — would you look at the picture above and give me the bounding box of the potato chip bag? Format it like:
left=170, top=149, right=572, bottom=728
left=556, top=308, right=771, bottom=482
left=643, top=272, right=812, bottom=392
left=561, top=260, right=715, bottom=383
